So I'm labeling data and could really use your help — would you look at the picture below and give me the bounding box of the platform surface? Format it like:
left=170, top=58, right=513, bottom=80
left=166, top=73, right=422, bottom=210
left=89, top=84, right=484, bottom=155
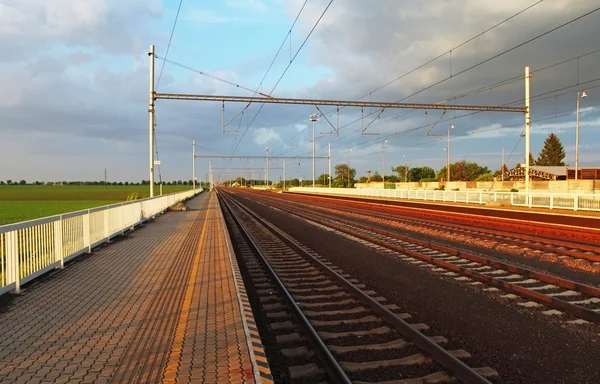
left=0, top=192, right=271, bottom=383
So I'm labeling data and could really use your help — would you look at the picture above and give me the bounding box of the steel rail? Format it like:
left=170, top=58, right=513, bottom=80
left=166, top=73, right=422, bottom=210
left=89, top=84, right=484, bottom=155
left=218, top=192, right=352, bottom=384
left=255, top=195, right=600, bottom=324
left=220, top=189, right=493, bottom=384
left=286, top=195, right=600, bottom=262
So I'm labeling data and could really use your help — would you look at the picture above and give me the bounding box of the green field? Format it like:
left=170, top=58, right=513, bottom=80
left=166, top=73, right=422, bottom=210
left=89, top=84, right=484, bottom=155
left=0, top=185, right=194, bottom=225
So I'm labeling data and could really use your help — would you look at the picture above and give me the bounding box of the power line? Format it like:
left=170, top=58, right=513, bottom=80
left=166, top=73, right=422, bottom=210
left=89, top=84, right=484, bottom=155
left=319, top=0, right=544, bottom=121
left=230, top=0, right=334, bottom=156
left=157, top=0, right=184, bottom=90
left=397, top=5, right=600, bottom=103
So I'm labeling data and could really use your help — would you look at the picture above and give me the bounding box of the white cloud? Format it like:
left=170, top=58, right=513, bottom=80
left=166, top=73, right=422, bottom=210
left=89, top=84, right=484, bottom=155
left=254, top=127, right=281, bottom=145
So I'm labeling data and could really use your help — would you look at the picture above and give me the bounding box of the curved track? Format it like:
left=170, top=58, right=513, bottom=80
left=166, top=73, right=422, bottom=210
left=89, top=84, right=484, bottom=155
left=219, top=191, right=498, bottom=383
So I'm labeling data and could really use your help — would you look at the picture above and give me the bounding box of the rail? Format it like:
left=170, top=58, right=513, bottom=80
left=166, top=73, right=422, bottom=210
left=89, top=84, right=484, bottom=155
left=0, top=189, right=201, bottom=296
left=289, top=187, right=600, bottom=212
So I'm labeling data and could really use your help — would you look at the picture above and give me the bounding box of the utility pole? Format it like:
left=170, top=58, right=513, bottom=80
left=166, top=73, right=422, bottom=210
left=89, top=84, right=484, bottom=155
left=148, top=45, right=155, bottom=198
left=104, top=168, right=107, bottom=188
left=283, top=160, right=286, bottom=190
left=347, top=148, right=352, bottom=187
left=501, top=138, right=505, bottom=182
left=382, top=139, right=388, bottom=186
left=328, top=143, right=332, bottom=188
left=209, top=160, right=213, bottom=190
left=265, top=147, right=269, bottom=188
left=192, top=140, right=196, bottom=190
left=525, top=66, right=531, bottom=193
left=310, top=114, right=319, bottom=188
left=250, top=161, right=254, bottom=187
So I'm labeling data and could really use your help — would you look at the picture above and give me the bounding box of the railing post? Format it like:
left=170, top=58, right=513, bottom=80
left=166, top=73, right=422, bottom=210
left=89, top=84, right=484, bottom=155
left=574, top=195, right=579, bottom=211
left=54, top=216, right=64, bottom=269
left=550, top=195, right=554, bottom=209
left=6, top=231, right=19, bottom=293
left=121, top=203, right=125, bottom=235
left=454, top=190, right=457, bottom=203
left=479, top=191, right=483, bottom=204
left=83, top=210, right=91, bottom=254
left=104, top=209, right=111, bottom=243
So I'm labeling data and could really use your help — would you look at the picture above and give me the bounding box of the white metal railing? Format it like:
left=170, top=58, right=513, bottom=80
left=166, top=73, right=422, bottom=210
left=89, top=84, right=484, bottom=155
left=290, top=187, right=600, bottom=212
left=0, top=189, right=201, bottom=296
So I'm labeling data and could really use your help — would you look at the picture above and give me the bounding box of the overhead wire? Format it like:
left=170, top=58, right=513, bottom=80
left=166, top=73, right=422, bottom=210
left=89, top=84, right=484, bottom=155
left=157, top=0, right=184, bottom=90
left=229, top=0, right=334, bottom=156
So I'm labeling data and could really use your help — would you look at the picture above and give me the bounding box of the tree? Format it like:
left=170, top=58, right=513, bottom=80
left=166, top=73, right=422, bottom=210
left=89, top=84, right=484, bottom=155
left=529, top=153, right=537, bottom=166
left=438, top=161, right=489, bottom=181
left=536, top=133, right=565, bottom=166
left=316, top=174, right=331, bottom=185
left=358, top=176, right=368, bottom=183
left=385, top=175, right=399, bottom=182
left=334, top=164, right=356, bottom=186
left=19, top=180, right=26, bottom=185
left=289, top=178, right=300, bottom=187
left=392, top=165, right=409, bottom=182
left=370, top=171, right=383, bottom=182
left=410, top=166, right=435, bottom=182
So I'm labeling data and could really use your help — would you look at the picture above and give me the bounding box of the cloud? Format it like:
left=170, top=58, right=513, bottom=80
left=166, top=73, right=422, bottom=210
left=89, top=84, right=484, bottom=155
left=226, top=0, right=267, bottom=12
left=254, top=127, right=281, bottom=145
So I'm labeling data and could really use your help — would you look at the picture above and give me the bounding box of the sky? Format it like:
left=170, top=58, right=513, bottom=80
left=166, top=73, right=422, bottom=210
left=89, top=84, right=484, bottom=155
left=1, top=0, right=600, bottom=183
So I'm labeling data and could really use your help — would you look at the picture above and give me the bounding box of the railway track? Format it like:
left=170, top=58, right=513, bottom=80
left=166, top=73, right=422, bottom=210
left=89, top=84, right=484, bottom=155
left=226, top=190, right=600, bottom=324
left=218, top=191, right=498, bottom=384
left=281, top=192, right=600, bottom=264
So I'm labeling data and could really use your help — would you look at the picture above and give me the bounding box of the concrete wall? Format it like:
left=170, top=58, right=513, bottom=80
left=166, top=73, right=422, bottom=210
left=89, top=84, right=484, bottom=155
left=387, top=180, right=600, bottom=194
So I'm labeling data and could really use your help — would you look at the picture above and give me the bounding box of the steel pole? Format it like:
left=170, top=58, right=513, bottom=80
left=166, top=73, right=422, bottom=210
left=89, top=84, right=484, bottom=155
left=283, top=160, right=286, bottom=190
left=575, top=91, right=581, bottom=180
left=328, top=143, right=332, bottom=188
left=192, top=140, right=195, bottom=190
left=447, top=126, right=450, bottom=183
left=148, top=45, right=155, bottom=197
left=525, top=66, right=531, bottom=192
left=312, top=120, right=316, bottom=188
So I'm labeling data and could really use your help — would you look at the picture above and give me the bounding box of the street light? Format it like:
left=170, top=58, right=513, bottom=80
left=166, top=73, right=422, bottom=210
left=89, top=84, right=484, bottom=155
left=447, top=124, right=454, bottom=182
left=402, top=154, right=408, bottom=182
left=347, top=148, right=352, bottom=187
left=575, top=91, right=587, bottom=180
left=265, top=147, right=269, bottom=188
left=310, top=113, right=319, bottom=187
left=382, top=139, right=388, bottom=186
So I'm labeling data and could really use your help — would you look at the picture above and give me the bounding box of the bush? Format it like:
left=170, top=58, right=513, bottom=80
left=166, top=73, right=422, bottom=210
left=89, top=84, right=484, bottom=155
left=434, top=185, right=445, bottom=190
left=475, top=173, right=494, bottom=181
left=510, top=188, right=519, bottom=193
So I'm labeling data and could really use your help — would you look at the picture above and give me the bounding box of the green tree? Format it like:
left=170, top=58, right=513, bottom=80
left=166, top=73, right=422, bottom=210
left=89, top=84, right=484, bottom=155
left=334, top=164, right=356, bottom=187
left=438, top=161, right=489, bottom=181
left=358, top=176, right=368, bottom=183
left=19, top=180, right=26, bottom=185
left=289, top=178, right=300, bottom=187
left=385, top=175, right=399, bottom=182
left=536, top=133, right=566, bottom=166
left=410, top=166, right=435, bottom=182
left=529, top=153, right=537, bottom=166
left=392, top=165, right=409, bottom=182
left=370, top=171, right=383, bottom=182
left=316, top=174, right=331, bottom=185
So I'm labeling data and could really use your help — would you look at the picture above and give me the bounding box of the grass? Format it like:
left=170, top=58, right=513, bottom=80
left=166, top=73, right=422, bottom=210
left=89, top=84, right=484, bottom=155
left=0, top=185, right=194, bottom=225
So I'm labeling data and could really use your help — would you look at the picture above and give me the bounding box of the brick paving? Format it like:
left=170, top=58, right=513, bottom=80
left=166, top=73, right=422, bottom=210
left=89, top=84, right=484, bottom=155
left=0, top=192, right=261, bottom=383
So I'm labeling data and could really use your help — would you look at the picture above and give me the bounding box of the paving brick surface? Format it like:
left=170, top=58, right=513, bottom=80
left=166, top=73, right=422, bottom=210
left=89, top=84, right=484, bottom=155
left=0, top=192, right=257, bottom=383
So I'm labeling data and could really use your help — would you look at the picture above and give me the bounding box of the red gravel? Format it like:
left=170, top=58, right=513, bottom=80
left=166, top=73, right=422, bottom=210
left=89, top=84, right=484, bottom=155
left=230, top=191, right=600, bottom=384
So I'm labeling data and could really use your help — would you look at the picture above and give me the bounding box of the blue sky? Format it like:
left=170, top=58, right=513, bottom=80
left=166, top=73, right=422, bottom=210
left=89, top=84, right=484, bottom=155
left=1, top=0, right=599, bottom=183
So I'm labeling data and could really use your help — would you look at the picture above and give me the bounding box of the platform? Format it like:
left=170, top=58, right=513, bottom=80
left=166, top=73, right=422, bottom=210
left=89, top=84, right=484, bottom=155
left=0, top=192, right=272, bottom=383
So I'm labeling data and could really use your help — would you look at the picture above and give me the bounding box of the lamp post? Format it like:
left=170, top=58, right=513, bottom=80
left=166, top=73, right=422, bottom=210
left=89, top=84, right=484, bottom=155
left=310, top=113, right=319, bottom=187
left=347, top=148, right=352, bottom=187
left=447, top=124, right=454, bottom=182
left=402, top=154, right=408, bottom=182
left=192, top=140, right=196, bottom=191
left=265, top=147, right=269, bottom=188
left=575, top=90, right=587, bottom=180
left=382, top=139, right=388, bottom=186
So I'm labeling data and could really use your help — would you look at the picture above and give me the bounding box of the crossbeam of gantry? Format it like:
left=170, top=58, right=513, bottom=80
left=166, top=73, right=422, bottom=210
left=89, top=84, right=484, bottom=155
left=155, top=93, right=527, bottom=113
left=195, top=155, right=329, bottom=159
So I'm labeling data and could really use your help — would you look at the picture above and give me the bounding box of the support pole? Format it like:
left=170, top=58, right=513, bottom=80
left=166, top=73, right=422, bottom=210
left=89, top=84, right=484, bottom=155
left=312, top=119, right=316, bottom=188
left=192, top=140, right=196, bottom=190
left=328, top=143, right=332, bottom=188
left=209, top=160, right=213, bottom=190
left=148, top=45, right=155, bottom=198
left=575, top=91, right=581, bottom=180
left=283, top=160, right=286, bottom=191
left=501, top=138, right=505, bottom=182
left=525, top=66, right=531, bottom=193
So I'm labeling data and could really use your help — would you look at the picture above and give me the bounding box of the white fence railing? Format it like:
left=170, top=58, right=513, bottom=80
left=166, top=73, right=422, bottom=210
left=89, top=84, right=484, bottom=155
left=290, top=187, right=600, bottom=212
left=0, top=189, right=201, bottom=296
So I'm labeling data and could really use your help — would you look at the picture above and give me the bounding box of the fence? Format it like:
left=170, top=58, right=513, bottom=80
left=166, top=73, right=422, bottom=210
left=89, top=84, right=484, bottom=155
left=0, top=189, right=201, bottom=296
left=289, top=187, right=600, bottom=212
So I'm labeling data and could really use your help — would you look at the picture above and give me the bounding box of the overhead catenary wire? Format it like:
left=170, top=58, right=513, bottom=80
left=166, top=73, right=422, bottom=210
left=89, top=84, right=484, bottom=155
left=229, top=0, right=334, bottom=156
left=157, top=0, right=184, bottom=90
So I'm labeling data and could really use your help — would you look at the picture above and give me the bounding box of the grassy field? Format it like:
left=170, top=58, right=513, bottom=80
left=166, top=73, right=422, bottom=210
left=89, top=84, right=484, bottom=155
left=0, top=185, right=194, bottom=225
